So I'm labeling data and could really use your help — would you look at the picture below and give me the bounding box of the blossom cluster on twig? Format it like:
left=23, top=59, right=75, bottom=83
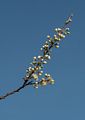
left=23, top=14, right=73, bottom=88
left=0, top=14, right=73, bottom=100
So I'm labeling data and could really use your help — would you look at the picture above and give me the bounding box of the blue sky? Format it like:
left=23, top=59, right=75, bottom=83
left=0, top=0, right=85, bottom=120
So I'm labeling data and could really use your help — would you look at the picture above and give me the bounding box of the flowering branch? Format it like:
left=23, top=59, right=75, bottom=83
left=0, top=14, right=73, bottom=100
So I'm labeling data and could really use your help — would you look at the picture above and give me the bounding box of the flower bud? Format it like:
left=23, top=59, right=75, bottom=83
left=40, top=48, right=43, bottom=51
left=38, top=71, right=43, bottom=76
left=40, top=78, right=47, bottom=86
left=33, top=56, right=37, bottom=61
left=45, top=73, right=50, bottom=77
left=28, top=67, right=32, bottom=71
left=43, top=61, right=47, bottom=64
left=32, top=74, right=38, bottom=80
left=55, top=45, right=59, bottom=48
left=33, top=82, right=38, bottom=88
left=38, top=56, right=42, bottom=59
left=50, top=79, right=55, bottom=84
left=47, top=35, right=50, bottom=39
left=58, top=33, right=65, bottom=38
left=44, top=55, right=51, bottom=60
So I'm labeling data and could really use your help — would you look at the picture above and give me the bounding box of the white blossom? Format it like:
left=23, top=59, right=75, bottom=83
left=48, top=39, right=51, bottom=42
left=55, top=45, right=59, bottom=48
left=47, top=35, right=50, bottom=39
left=44, top=55, right=51, bottom=60
left=38, top=55, right=42, bottom=59
left=28, top=67, right=32, bottom=71
left=45, top=41, right=48, bottom=44
left=41, top=58, right=44, bottom=62
left=47, top=74, right=51, bottom=77
left=65, top=28, right=69, bottom=31
left=33, top=56, right=37, bottom=61
left=33, top=82, right=38, bottom=88
left=55, top=28, right=62, bottom=32
left=26, top=73, right=29, bottom=77
left=54, top=28, right=58, bottom=32
left=45, top=73, right=48, bottom=77
left=44, top=44, right=49, bottom=48
left=50, top=79, right=55, bottom=84
left=58, top=33, right=65, bottom=38
left=43, top=61, right=47, bottom=64
left=32, top=74, right=38, bottom=80
left=40, top=78, right=47, bottom=86
left=38, top=71, right=43, bottom=76
left=40, top=48, right=43, bottom=51
left=54, top=34, right=57, bottom=38
left=26, top=69, right=29, bottom=73
left=32, top=68, right=34, bottom=71
left=45, top=73, right=50, bottom=77
left=48, top=55, right=51, bottom=59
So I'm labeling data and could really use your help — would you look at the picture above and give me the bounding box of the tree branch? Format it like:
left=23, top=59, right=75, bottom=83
left=0, top=14, right=73, bottom=100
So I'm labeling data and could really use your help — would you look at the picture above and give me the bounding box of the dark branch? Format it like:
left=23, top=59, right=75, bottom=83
left=0, top=81, right=33, bottom=100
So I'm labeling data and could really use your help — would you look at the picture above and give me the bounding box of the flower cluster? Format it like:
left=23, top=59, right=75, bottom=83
left=33, top=73, right=55, bottom=88
left=23, top=15, right=72, bottom=88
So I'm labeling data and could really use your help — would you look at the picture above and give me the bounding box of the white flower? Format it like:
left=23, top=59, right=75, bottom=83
left=44, top=55, right=51, bottom=60
left=45, top=73, right=50, bottom=77
left=28, top=67, right=32, bottom=71
left=26, top=69, right=29, bottom=73
left=48, top=39, right=51, bottom=42
left=45, top=73, right=48, bottom=77
left=67, top=31, right=70, bottom=34
left=38, top=71, right=43, bottom=76
left=40, top=48, right=43, bottom=50
left=33, top=56, right=37, bottom=61
left=54, top=35, right=60, bottom=41
left=55, top=37, right=61, bottom=41
left=42, top=45, right=45, bottom=48
left=38, top=72, right=42, bottom=76
left=32, top=61, right=37, bottom=65
left=26, top=73, right=29, bottom=77
left=55, top=28, right=62, bottom=32
left=38, top=56, right=41, bottom=59
left=45, top=41, right=48, bottom=44
left=43, top=61, right=47, bottom=64
left=32, top=74, right=38, bottom=80
left=47, top=74, right=51, bottom=77
left=58, top=33, right=65, bottom=38
left=54, top=28, right=58, bottom=32
left=41, top=58, right=44, bottom=62
left=55, top=45, right=59, bottom=48
left=35, top=67, right=39, bottom=71
left=50, top=79, right=55, bottom=84
left=57, top=28, right=62, bottom=31
left=48, top=55, right=51, bottom=59
left=54, top=34, right=57, bottom=38
left=45, top=54, right=48, bottom=58
left=44, top=44, right=49, bottom=48
left=65, top=28, right=69, bottom=31
left=38, top=67, right=41, bottom=70
left=32, top=68, right=34, bottom=71
left=40, top=71, right=43, bottom=73
left=47, top=35, right=50, bottom=39
left=33, top=82, right=38, bottom=88
left=40, top=78, right=47, bottom=86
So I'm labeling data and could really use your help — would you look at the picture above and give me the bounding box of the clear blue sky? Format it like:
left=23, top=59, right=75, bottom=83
left=0, top=0, right=85, bottom=120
